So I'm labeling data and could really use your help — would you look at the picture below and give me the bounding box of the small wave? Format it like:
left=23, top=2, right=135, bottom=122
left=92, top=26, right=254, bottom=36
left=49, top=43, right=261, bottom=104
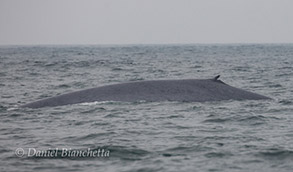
left=44, top=62, right=59, bottom=67
left=112, top=67, right=123, bottom=71
left=1, top=95, right=13, bottom=98
left=163, top=145, right=212, bottom=155
left=7, top=107, right=19, bottom=111
left=80, top=101, right=115, bottom=106
left=203, top=115, right=268, bottom=126
left=80, top=107, right=106, bottom=114
left=237, top=115, right=267, bottom=125
left=80, top=100, right=147, bottom=106
left=74, top=132, right=116, bottom=141
left=56, top=84, right=70, bottom=88
left=232, top=66, right=251, bottom=72
left=0, top=105, right=9, bottom=112
left=279, top=100, right=293, bottom=105
left=190, top=65, right=202, bottom=68
left=268, top=84, right=283, bottom=88
left=203, top=118, right=231, bottom=123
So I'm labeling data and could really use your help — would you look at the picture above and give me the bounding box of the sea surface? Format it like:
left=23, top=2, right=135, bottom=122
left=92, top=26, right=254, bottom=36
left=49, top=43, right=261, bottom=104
left=0, top=44, right=293, bottom=172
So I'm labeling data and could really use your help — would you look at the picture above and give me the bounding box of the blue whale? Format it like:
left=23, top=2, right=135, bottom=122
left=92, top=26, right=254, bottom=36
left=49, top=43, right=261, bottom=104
left=21, top=76, right=270, bottom=108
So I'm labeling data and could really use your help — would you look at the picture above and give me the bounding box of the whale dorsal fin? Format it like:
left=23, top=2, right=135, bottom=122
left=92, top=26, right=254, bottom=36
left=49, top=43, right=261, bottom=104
left=212, top=75, right=227, bottom=85
left=213, top=75, right=220, bottom=81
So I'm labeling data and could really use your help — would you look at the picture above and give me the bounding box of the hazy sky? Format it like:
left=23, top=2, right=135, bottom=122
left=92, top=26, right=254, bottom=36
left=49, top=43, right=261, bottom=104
left=0, top=0, right=292, bottom=45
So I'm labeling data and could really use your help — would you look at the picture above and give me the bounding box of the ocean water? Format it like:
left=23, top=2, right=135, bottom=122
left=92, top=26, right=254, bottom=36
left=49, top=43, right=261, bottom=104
left=0, top=44, right=293, bottom=172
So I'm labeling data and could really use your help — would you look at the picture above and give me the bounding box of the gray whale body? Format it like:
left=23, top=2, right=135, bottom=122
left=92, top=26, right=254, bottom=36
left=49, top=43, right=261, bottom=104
left=22, top=77, right=270, bottom=108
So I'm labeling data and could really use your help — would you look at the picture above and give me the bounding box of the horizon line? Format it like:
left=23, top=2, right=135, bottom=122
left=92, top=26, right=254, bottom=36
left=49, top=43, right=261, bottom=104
left=1, top=42, right=293, bottom=47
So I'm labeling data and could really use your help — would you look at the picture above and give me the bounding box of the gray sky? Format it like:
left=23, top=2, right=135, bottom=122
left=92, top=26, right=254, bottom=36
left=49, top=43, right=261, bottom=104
left=0, top=0, right=292, bottom=45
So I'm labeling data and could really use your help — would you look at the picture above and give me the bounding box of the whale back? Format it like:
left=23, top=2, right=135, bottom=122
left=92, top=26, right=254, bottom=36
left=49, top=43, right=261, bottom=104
left=21, top=79, right=270, bottom=108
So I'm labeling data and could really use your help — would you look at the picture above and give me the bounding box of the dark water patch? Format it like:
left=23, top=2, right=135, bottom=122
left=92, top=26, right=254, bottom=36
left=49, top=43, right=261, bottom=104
left=147, top=69, right=166, bottom=73
left=173, top=135, right=202, bottom=142
left=10, top=134, right=34, bottom=140
left=203, top=117, right=232, bottom=123
left=80, top=107, right=106, bottom=114
left=256, top=148, right=293, bottom=160
left=72, top=61, right=92, bottom=68
left=0, top=72, right=7, bottom=77
left=161, top=153, right=183, bottom=157
left=237, top=115, right=267, bottom=126
left=198, top=126, right=234, bottom=133
left=166, top=114, right=185, bottom=119
left=190, top=65, right=202, bottom=68
left=243, top=102, right=268, bottom=108
left=204, top=151, right=233, bottom=158
left=202, top=136, right=236, bottom=142
left=241, top=159, right=263, bottom=164
left=44, top=62, right=60, bottom=67
left=165, top=124, right=192, bottom=130
left=28, top=72, right=40, bottom=76
left=267, top=107, right=292, bottom=114
left=93, top=59, right=110, bottom=65
left=37, top=94, right=53, bottom=99
left=71, top=121, right=90, bottom=126
left=191, top=105, right=203, bottom=110
left=106, top=145, right=150, bottom=161
left=203, top=114, right=268, bottom=126
left=112, top=67, right=123, bottom=71
left=32, top=60, right=46, bottom=66
left=129, top=77, right=145, bottom=81
left=70, top=81, right=87, bottom=88
left=164, top=145, right=212, bottom=154
left=268, top=84, right=283, bottom=88
left=277, top=66, right=293, bottom=70
left=1, top=128, right=26, bottom=136
left=278, top=100, right=293, bottom=105
left=104, top=113, right=122, bottom=118
left=8, top=113, right=24, bottom=118
left=0, top=147, right=11, bottom=154
left=90, top=122, right=110, bottom=127
left=125, top=167, right=164, bottom=172
left=275, top=73, right=293, bottom=77
left=56, top=84, right=71, bottom=89
left=232, top=66, right=251, bottom=72
left=74, top=132, right=116, bottom=141
left=0, top=105, right=7, bottom=112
